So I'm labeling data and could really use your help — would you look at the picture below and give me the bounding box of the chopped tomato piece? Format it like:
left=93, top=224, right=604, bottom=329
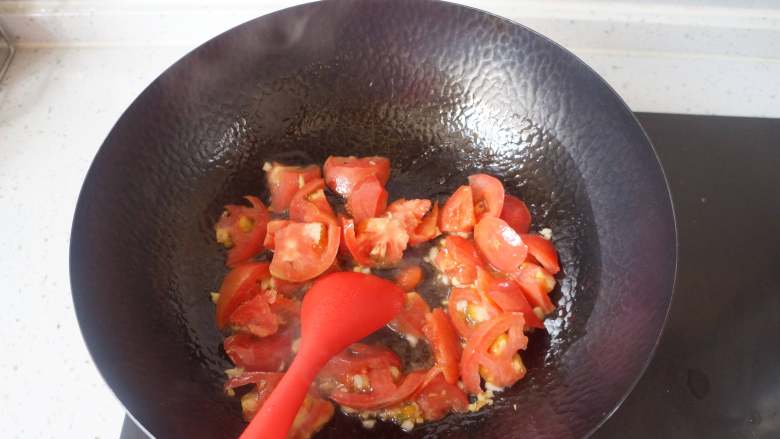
left=433, top=235, right=485, bottom=286
left=347, top=176, right=388, bottom=223
left=225, top=370, right=283, bottom=391
left=323, top=156, right=391, bottom=198
left=415, top=374, right=468, bottom=421
left=318, top=344, right=402, bottom=397
left=468, top=174, right=505, bottom=222
left=482, top=277, right=544, bottom=330
left=439, top=185, right=476, bottom=233
left=388, top=292, right=431, bottom=340
left=388, top=199, right=440, bottom=245
left=500, top=194, right=532, bottom=234
left=215, top=196, right=270, bottom=267
left=215, top=262, right=270, bottom=329
left=288, top=393, right=335, bottom=439
left=340, top=217, right=373, bottom=266
left=474, top=216, right=528, bottom=273
left=228, top=294, right=282, bottom=337
left=411, top=202, right=441, bottom=245
left=289, top=178, right=336, bottom=225
left=223, top=329, right=295, bottom=372
left=270, top=276, right=304, bottom=296
left=423, top=309, right=462, bottom=384
left=227, top=371, right=334, bottom=439
left=270, top=221, right=340, bottom=282
left=354, top=216, right=409, bottom=267
left=460, top=312, right=528, bottom=394
left=522, top=234, right=561, bottom=274
left=395, top=265, right=424, bottom=291
left=510, top=262, right=556, bottom=314
left=264, top=162, right=321, bottom=212
left=447, top=287, right=500, bottom=338
left=329, top=368, right=439, bottom=410
left=263, top=219, right=290, bottom=250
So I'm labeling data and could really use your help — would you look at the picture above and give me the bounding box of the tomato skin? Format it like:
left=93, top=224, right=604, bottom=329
left=289, top=178, right=336, bottom=225
left=460, top=312, right=528, bottom=394
left=215, top=196, right=270, bottom=268
left=215, top=262, right=270, bottom=329
left=434, top=235, right=485, bottom=286
left=415, top=374, right=468, bottom=421
left=500, top=194, right=532, bottom=234
left=347, top=176, right=388, bottom=223
left=265, top=163, right=321, bottom=212
left=323, top=156, right=391, bottom=198
left=468, top=174, right=505, bottom=222
left=521, top=234, right=561, bottom=274
left=223, top=330, right=295, bottom=372
left=439, top=185, right=476, bottom=233
left=395, top=265, right=424, bottom=291
left=388, top=292, right=431, bottom=340
left=511, top=262, right=556, bottom=314
left=269, top=221, right=340, bottom=282
left=423, top=309, right=462, bottom=384
left=474, top=216, right=528, bottom=273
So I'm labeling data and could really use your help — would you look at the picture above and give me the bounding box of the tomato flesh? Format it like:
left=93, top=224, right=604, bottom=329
left=228, top=294, right=282, bottom=337
left=447, top=287, right=500, bottom=338
left=439, top=185, right=476, bottom=233
left=500, top=194, right=532, bottom=234
left=423, top=308, right=462, bottom=384
left=323, top=156, right=391, bottom=198
left=468, top=174, right=505, bottom=222
left=354, top=216, right=409, bottom=267
left=270, top=221, right=340, bottom=282
left=265, top=162, right=321, bottom=212
left=474, top=216, right=528, bottom=273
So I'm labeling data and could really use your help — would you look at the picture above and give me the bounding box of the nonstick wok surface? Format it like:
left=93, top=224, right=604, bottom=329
left=70, top=1, right=676, bottom=438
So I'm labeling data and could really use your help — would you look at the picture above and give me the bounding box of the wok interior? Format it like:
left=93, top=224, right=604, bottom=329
left=70, top=1, right=675, bottom=438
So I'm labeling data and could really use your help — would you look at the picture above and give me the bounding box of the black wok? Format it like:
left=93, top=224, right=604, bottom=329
left=70, top=1, right=676, bottom=437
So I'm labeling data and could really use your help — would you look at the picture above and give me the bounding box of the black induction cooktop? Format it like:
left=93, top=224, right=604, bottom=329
left=120, top=112, right=780, bottom=439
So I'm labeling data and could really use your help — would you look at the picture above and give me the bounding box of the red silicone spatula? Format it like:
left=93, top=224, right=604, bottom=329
left=239, top=271, right=404, bottom=439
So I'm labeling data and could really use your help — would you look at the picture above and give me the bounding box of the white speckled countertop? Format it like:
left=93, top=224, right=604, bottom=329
left=0, top=1, right=778, bottom=438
